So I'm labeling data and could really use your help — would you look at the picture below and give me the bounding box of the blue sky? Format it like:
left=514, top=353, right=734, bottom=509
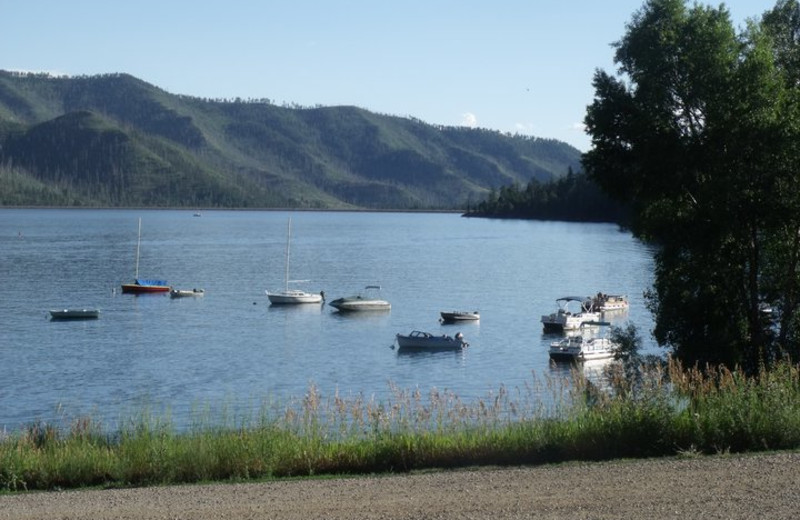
left=2, top=0, right=777, bottom=152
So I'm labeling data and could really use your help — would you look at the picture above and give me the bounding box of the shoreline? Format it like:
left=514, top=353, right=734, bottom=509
left=0, top=206, right=465, bottom=213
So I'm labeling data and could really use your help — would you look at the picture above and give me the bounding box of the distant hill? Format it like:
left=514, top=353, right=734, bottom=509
left=0, top=70, right=581, bottom=209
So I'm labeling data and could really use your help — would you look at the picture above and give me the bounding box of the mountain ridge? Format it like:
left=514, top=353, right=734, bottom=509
left=0, top=70, right=581, bottom=209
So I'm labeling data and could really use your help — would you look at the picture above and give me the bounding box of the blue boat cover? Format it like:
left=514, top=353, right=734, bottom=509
left=136, top=278, right=168, bottom=286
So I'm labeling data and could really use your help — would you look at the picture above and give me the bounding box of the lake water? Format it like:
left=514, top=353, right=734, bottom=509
left=0, top=209, right=656, bottom=433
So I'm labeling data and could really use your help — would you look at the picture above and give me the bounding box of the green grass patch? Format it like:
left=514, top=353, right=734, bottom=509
left=3, top=359, right=800, bottom=492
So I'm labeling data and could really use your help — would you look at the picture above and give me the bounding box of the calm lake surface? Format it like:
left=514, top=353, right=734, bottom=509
left=0, top=209, right=656, bottom=433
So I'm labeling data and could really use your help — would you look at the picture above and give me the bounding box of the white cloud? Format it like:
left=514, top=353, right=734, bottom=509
left=461, top=112, right=478, bottom=128
left=514, top=122, right=535, bottom=135
left=571, top=122, right=586, bottom=132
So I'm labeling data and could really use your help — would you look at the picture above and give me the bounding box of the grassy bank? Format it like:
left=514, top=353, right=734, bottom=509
left=3, top=359, right=800, bottom=492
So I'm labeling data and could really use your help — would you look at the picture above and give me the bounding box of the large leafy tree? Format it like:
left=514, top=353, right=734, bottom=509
left=583, top=0, right=800, bottom=369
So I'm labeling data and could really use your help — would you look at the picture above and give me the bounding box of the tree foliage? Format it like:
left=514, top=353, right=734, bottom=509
left=583, top=0, right=800, bottom=370
left=463, top=168, right=629, bottom=223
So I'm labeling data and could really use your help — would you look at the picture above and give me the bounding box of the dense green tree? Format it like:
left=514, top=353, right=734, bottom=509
left=464, top=170, right=628, bottom=223
left=583, top=0, right=800, bottom=369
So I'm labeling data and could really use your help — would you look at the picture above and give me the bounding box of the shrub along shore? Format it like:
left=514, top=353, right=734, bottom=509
left=2, top=359, right=800, bottom=492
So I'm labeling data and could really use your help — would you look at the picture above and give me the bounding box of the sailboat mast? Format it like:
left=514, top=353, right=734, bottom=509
left=284, top=217, right=291, bottom=291
left=134, top=217, right=142, bottom=280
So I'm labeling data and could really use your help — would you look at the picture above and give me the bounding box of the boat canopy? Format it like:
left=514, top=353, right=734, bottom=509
left=557, top=296, right=590, bottom=302
left=136, top=278, right=168, bottom=286
left=555, top=296, right=596, bottom=312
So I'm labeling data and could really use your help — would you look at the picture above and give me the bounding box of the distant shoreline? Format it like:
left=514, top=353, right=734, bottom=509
left=0, top=206, right=465, bottom=214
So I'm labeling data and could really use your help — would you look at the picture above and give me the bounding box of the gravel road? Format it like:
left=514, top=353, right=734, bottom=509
left=1, top=452, right=798, bottom=519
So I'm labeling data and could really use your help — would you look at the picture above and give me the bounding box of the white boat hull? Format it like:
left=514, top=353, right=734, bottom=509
left=549, top=336, right=617, bottom=361
left=329, top=298, right=390, bottom=311
left=541, top=311, right=601, bottom=332
left=267, top=290, right=323, bottom=304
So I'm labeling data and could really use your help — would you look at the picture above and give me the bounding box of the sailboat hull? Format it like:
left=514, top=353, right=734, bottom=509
left=122, top=283, right=170, bottom=294
left=266, top=289, right=323, bottom=304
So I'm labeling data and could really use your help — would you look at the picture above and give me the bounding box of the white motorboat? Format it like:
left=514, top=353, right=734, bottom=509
left=329, top=285, right=390, bottom=312
left=440, top=310, right=480, bottom=323
left=548, top=335, right=617, bottom=362
left=170, top=288, right=205, bottom=298
left=49, top=308, right=100, bottom=320
left=541, top=296, right=601, bottom=332
left=395, top=330, right=468, bottom=351
left=266, top=217, right=324, bottom=305
left=592, top=293, right=629, bottom=312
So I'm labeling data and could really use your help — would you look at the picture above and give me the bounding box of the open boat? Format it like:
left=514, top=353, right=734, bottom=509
left=170, top=288, right=205, bottom=298
left=266, top=217, right=324, bottom=304
left=541, top=296, right=600, bottom=332
left=121, top=218, right=169, bottom=294
left=440, top=310, right=480, bottom=323
left=395, top=330, right=468, bottom=351
left=548, top=335, right=617, bottom=362
left=329, top=285, right=390, bottom=312
left=49, top=308, right=100, bottom=320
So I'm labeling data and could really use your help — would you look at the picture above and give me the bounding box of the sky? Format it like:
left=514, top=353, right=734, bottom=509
left=1, top=0, right=779, bottom=152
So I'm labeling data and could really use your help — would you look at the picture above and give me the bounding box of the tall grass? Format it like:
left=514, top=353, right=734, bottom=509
left=3, top=359, right=800, bottom=492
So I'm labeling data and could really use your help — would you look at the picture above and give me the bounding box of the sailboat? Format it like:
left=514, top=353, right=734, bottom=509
left=266, top=217, right=324, bottom=304
left=121, top=218, right=170, bottom=294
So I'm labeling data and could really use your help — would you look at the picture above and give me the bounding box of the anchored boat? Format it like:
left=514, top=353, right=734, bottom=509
left=541, top=296, right=600, bottom=332
left=395, top=330, right=468, bottom=351
left=329, top=285, right=390, bottom=312
left=440, top=310, right=480, bottom=323
left=121, top=218, right=169, bottom=294
left=266, top=217, right=324, bottom=304
left=49, top=308, right=100, bottom=320
left=548, top=330, right=618, bottom=362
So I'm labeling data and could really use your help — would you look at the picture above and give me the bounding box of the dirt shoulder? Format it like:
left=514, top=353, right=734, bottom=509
left=2, top=451, right=798, bottom=519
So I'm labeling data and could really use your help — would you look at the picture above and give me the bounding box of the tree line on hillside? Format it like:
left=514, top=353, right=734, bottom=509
left=0, top=70, right=582, bottom=209
left=464, top=168, right=629, bottom=224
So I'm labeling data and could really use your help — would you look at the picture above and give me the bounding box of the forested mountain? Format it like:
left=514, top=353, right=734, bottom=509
left=0, top=71, right=581, bottom=209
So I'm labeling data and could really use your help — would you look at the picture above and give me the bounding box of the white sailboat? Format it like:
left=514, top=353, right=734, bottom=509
left=266, top=217, right=324, bottom=304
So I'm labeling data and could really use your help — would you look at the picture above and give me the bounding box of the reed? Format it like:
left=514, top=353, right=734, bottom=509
left=3, top=359, right=800, bottom=492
